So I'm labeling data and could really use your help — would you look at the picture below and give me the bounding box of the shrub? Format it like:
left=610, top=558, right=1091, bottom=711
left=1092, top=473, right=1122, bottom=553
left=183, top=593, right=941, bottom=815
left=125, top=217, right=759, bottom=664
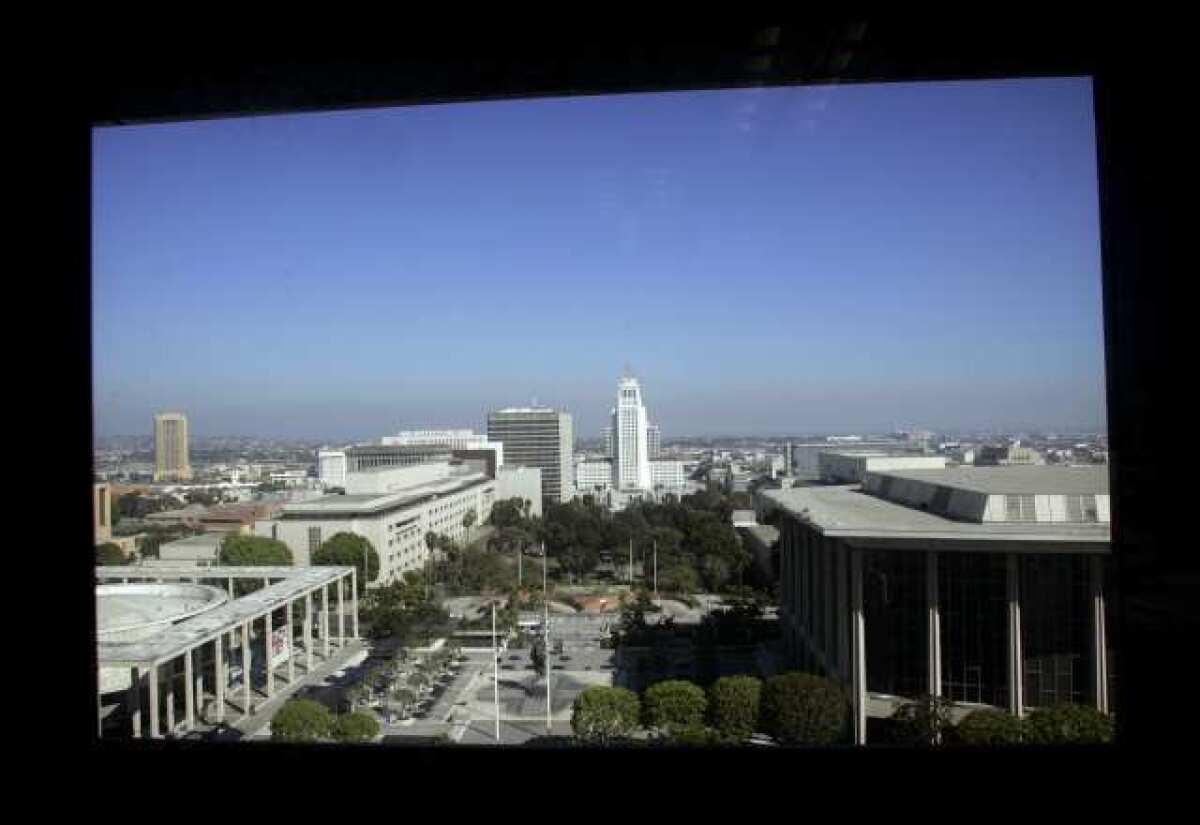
left=708, top=675, right=762, bottom=741
left=643, top=680, right=708, bottom=734
left=668, top=723, right=721, bottom=746
left=1022, top=704, right=1114, bottom=745
left=270, top=699, right=333, bottom=743
left=95, top=542, right=127, bottom=566
left=331, top=711, right=380, bottom=742
left=889, top=694, right=956, bottom=745
left=953, top=708, right=1025, bottom=746
left=760, top=672, right=849, bottom=746
left=571, top=686, right=641, bottom=744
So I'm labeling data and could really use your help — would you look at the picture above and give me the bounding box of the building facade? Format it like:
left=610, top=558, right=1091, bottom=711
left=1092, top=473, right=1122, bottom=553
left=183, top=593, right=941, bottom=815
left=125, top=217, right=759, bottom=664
left=763, top=465, right=1113, bottom=744
left=94, top=481, right=112, bottom=543
left=256, top=463, right=496, bottom=584
left=575, top=459, right=615, bottom=493
left=650, top=460, right=686, bottom=491
left=154, top=412, right=191, bottom=482
left=317, top=449, right=347, bottom=488
left=611, top=376, right=653, bottom=491
left=647, top=424, right=661, bottom=460
left=495, top=465, right=544, bottom=518
left=487, top=407, right=574, bottom=503
left=818, top=451, right=948, bottom=484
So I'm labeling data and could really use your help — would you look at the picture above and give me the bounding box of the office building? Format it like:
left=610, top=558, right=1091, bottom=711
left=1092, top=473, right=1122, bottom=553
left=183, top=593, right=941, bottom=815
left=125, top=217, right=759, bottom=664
left=495, top=465, right=543, bottom=518
left=487, top=407, right=574, bottom=503
left=648, top=424, right=661, bottom=459
left=153, top=412, right=191, bottom=482
left=382, top=429, right=504, bottom=467
left=256, top=461, right=495, bottom=583
left=762, top=465, right=1112, bottom=744
left=650, top=460, right=686, bottom=491
left=576, top=459, right=615, bottom=493
left=976, top=444, right=1046, bottom=466
left=611, top=375, right=653, bottom=491
left=317, top=449, right=347, bottom=488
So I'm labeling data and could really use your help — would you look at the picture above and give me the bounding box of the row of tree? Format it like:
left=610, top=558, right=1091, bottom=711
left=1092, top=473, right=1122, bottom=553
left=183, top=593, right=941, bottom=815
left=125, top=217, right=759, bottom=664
left=270, top=699, right=379, bottom=743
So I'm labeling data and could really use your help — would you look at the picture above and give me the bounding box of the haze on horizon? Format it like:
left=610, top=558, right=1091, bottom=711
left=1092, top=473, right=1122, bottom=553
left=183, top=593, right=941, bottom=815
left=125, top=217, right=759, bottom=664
left=92, top=78, right=1106, bottom=442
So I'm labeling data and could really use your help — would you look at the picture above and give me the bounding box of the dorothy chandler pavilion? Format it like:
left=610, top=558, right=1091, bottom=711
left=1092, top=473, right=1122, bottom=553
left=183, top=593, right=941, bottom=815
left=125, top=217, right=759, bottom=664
left=759, top=465, right=1113, bottom=744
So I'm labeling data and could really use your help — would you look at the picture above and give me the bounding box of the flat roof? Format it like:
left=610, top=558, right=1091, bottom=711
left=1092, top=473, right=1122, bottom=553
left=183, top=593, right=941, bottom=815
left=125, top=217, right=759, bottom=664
left=95, top=565, right=354, bottom=667
left=762, top=484, right=1110, bottom=547
left=160, top=533, right=223, bottom=549
left=870, top=465, right=1108, bottom=495
left=279, top=472, right=491, bottom=516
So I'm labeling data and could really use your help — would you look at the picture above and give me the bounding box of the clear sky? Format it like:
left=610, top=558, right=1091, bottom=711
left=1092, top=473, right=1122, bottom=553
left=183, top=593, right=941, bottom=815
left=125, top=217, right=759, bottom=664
left=93, top=77, right=1105, bottom=441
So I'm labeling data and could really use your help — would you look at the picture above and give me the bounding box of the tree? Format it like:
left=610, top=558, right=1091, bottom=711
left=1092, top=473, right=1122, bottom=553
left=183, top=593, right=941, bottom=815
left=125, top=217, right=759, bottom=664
left=219, top=534, right=292, bottom=566
left=1022, top=703, right=1114, bottom=745
left=462, top=508, right=478, bottom=546
left=312, top=532, right=379, bottom=586
left=530, top=636, right=547, bottom=680
left=642, top=680, right=708, bottom=735
left=952, top=708, right=1025, bottom=746
left=270, top=699, right=333, bottom=743
left=708, top=675, right=762, bottom=741
left=331, top=711, right=380, bottom=743
left=760, top=672, right=849, bottom=746
left=571, top=686, right=641, bottom=744
left=96, top=542, right=127, bottom=566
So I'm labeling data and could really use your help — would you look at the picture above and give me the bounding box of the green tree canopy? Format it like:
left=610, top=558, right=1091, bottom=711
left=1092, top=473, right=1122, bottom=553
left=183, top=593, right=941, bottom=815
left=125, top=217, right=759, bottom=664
left=270, top=699, right=333, bottom=743
left=1022, top=703, right=1114, bottom=745
left=96, top=542, right=127, bottom=566
left=708, top=675, right=762, bottom=741
left=330, top=711, right=380, bottom=742
left=760, top=672, right=849, bottom=746
left=313, top=532, right=379, bottom=585
left=219, top=534, right=293, bottom=566
left=571, top=686, right=641, bottom=744
left=952, top=708, right=1025, bottom=746
left=642, top=680, right=708, bottom=734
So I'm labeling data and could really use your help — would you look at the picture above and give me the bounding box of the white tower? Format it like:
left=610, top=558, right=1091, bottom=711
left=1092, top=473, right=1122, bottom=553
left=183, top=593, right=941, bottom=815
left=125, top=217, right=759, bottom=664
left=611, top=373, right=652, bottom=491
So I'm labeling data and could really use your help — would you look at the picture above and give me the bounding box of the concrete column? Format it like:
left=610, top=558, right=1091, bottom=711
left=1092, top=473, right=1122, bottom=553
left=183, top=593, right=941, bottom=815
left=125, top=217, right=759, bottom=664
left=148, top=665, right=160, bottom=739
left=926, top=551, right=942, bottom=697
left=165, top=658, right=176, bottom=736
left=850, top=550, right=867, bottom=746
left=264, top=609, right=275, bottom=697
left=228, top=577, right=234, bottom=596
left=322, top=586, right=331, bottom=658
left=305, top=592, right=314, bottom=673
left=338, top=576, right=346, bottom=648
left=184, top=648, right=195, bottom=731
left=286, top=598, right=296, bottom=684
left=128, top=667, right=142, bottom=739
left=1090, top=556, right=1109, bottom=714
left=837, top=548, right=849, bottom=684
left=242, top=621, right=253, bottom=715
left=823, top=539, right=834, bottom=672
left=214, top=635, right=225, bottom=723
left=1007, top=554, right=1023, bottom=717
left=351, top=568, right=360, bottom=640
left=263, top=577, right=270, bottom=590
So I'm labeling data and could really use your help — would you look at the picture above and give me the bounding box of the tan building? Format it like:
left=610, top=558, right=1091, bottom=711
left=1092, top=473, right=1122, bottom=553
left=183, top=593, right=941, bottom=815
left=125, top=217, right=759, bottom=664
left=94, top=482, right=112, bottom=543
left=154, top=411, right=192, bottom=481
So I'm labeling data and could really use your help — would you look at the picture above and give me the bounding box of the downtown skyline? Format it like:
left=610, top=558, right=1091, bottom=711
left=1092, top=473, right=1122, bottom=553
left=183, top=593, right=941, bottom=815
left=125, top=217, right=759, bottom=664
left=93, top=78, right=1105, bottom=440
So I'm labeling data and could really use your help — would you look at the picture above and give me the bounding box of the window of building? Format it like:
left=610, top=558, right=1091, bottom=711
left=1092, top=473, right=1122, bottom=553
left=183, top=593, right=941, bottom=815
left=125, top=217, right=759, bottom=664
left=1065, top=495, right=1098, bottom=523
left=1005, top=494, right=1037, bottom=522
left=1020, top=554, right=1088, bottom=708
left=939, top=553, right=1009, bottom=708
left=308, top=526, right=322, bottom=556
left=864, top=549, right=927, bottom=697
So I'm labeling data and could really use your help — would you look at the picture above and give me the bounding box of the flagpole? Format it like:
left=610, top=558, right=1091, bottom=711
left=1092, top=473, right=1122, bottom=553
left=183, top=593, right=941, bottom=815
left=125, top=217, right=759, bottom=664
left=654, top=539, right=658, bottom=597
left=628, top=536, right=633, bottom=585
left=492, top=601, right=501, bottom=743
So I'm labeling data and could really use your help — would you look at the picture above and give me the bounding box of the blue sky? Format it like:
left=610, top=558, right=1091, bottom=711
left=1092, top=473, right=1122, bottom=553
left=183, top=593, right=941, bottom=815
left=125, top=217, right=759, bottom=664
left=93, top=77, right=1105, bottom=440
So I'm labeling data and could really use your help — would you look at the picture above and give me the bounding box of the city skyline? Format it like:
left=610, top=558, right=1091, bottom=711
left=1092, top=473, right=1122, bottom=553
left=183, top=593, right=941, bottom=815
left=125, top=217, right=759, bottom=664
left=93, top=78, right=1105, bottom=439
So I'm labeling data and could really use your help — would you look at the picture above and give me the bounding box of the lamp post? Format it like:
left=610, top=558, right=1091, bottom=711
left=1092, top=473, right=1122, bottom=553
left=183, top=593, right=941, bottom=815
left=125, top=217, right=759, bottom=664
left=492, top=601, right=501, bottom=743
left=544, top=544, right=551, bottom=733
left=653, top=539, right=658, bottom=597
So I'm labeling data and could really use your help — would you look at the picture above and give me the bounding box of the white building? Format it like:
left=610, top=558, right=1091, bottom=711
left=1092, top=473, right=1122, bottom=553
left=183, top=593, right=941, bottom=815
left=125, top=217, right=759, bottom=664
left=647, top=424, right=661, bottom=459
left=818, top=451, right=949, bottom=484
left=611, top=375, right=653, bottom=491
left=495, top=465, right=543, bottom=518
left=576, top=459, right=615, bottom=494
left=255, top=462, right=495, bottom=585
left=487, top=407, right=573, bottom=503
left=381, top=429, right=503, bottom=466
left=317, top=449, right=347, bottom=488
left=650, top=460, right=686, bottom=491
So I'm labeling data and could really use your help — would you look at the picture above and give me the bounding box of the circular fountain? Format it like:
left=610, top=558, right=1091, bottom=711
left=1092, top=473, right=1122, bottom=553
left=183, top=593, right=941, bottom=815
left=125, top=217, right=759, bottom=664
left=96, top=582, right=229, bottom=694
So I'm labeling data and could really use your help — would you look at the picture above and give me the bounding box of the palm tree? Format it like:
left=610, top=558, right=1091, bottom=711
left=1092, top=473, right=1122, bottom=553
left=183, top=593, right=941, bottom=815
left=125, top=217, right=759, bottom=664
left=462, top=508, right=477, bottom=547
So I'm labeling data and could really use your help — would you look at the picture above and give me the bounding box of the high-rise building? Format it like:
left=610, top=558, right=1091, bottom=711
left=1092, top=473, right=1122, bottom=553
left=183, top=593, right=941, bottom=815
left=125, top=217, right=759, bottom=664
left=647, top=424, right=661, bottom=459
left=487, top=407, right=574, bottom=503
left=153, top=412, right=191, bottom=481
left=611, top=375, right=652, bottom=491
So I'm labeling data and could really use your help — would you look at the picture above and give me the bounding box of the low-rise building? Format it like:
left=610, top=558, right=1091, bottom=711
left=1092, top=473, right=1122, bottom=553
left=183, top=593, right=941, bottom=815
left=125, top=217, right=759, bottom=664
left=495, top=465, right=543, bottom=518
left=763, top=465, right=1112, bottom=744
left=156, top=532, right=225, bottom=566
left=818, top=450, right=948, bottom=484
left=254, top=462, right=496, bottom=585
